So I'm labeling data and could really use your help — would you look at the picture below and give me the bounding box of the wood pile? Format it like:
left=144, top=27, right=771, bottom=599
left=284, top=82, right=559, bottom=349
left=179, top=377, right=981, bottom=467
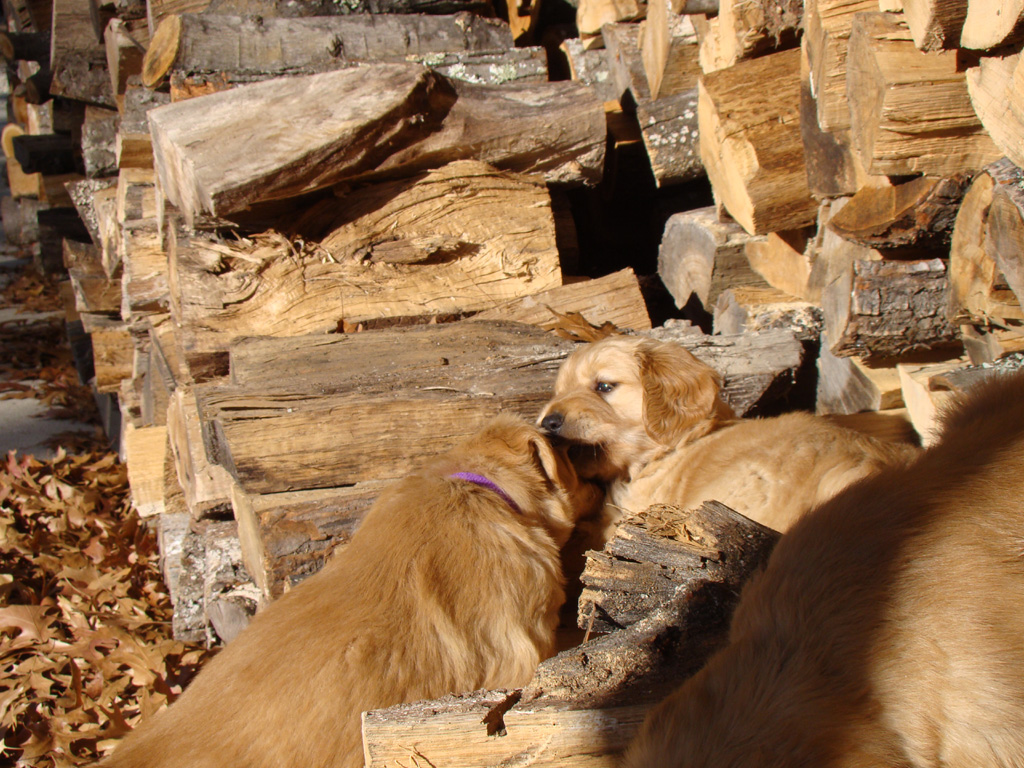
left=5, top=0, right=1024, bottom=760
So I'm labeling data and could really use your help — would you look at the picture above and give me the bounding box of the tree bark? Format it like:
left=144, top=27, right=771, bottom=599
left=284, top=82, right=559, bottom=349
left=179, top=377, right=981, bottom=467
left=141, top=12, right=515, bottom=88
left=580, top=501, right=780, bottom=633
left=824, top=258, right=963, bottom=358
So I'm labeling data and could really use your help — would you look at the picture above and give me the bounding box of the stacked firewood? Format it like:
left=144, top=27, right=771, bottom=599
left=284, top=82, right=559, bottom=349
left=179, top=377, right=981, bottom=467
left=5, top=0, right=1024, bottom=761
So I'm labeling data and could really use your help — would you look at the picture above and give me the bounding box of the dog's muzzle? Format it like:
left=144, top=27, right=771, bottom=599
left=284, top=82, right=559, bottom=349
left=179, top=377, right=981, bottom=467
left=540, top=412, right=564, bottom=434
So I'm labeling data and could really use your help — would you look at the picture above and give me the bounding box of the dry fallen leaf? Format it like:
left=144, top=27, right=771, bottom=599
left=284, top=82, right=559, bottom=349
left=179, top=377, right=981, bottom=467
left=2, top=267, right=217, bottom=767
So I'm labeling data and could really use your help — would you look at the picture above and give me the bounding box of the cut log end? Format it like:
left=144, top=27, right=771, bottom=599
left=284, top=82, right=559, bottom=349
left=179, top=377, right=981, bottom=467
left=142, top=15, right=183, bottom=89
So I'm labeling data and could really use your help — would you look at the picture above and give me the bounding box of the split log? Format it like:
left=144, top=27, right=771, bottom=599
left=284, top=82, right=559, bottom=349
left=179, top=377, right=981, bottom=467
left=149, top=63, right=455, bottom=223
left=948, top=158, right=1024, bottom=326
left=198, top=519, right=260, bottom=645
left=81, top=106, right=119, bottom=179
left=472, top=268, right=653, bottom=332
left=362, top=501, right=777, bottom=766
left=634, top=88, right=703, bottom=187
left=141, top=12, right=515, bottom=88
left=959, top=325, right=1024, bottom=365
left=713, top=286, right=822, bottom=339
left=799, top=40, right=870, bottom=199
left=11, top=133, right=78, bottom=176
left=646, top=326, right=805, bottom=414
left=2, top=0, right=52, bottom=34
left=168, top=161, right=563, bottom=373
left=103, top=18, right=147, bottom=101
left=166, top=387, right=234, bottom=518
left=657, top=205, right=768, bottom=311
left=165, top=45, right=549, bottom=98
left=334, top=76, right=605, bottom=187
left=901, top=0, right=967, bottom=50
left=579, top=501, right=779, bottom=633
left=602, top=22, right=651, bottom=103
left=960, top=0, right=1024, bottom=50
left=598, top=22, right=703, bottom=187
left=816, top=338, right=907, bottom=414
left=560, top=38, right=623, bottom=103
left=157, top=510, right=208, bottom=644
left=116, top=169, right=168, bottom=320
left=744, top=227, right=824, bottom=303
left=698, top=47, right=817, bottom=235
left=847, top=12, right=1002, bottom=176
left=20, top=68, right=52, bottom=104
left=0, top=29, right=51, bottom=63
left=639, top=3, right=700, bottom=100
left=964, top=52, right=1024, bottom=171
left=928, top=352, right=1024, bottom=390
left=91, top=183, right=121, bottom=277
left=195, top=320, right=576, bottom=494
left=38, top=173, right=81, bottom=207
left=576, top=0, right=644, bottom=40
left=86, top=314, right=135, bottom=392
left=65, top=241, right=122, bottom=314
left=823, top=257, right=962, bottom=359
left=117, top=85, right=171, bottom=169
left=826, top=173, right=974, bottom=250
left=48, top=0, right=116, bottom=106
left=138, top=328, right=173, bottom=429
left=0, top=195, right=44, bottom=244
left=693, top=0, right=800, bottom=73
left=231, top=482, right=386, bottom=603
left=986, top=161, right=1024, bottom=310
left=2, top=123, right=42, bottom=200
left=149, top=64, right=604, bottom=224
left=896, top=358, right=968, bottom=444
left=123, top=423, right=169, bottom=517
left=803, top=0, right=877, bottom=131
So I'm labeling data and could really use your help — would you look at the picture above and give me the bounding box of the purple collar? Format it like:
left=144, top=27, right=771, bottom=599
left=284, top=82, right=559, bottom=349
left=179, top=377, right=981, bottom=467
left=449, top=472, right=521, bottom=514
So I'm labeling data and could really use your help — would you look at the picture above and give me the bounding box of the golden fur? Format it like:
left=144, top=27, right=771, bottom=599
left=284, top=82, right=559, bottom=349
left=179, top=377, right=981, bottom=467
left=623, top=370, right=1024, bottom=768
left=538, top=335, right=918, bottom=534
left=99, top=414, right=603, bottom=768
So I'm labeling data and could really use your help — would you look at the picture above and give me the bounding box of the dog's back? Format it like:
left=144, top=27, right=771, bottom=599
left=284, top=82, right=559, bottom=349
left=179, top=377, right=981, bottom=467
left=624, top=371, right=1024, bottom=768
left=100, top=416, right=592, bottom=768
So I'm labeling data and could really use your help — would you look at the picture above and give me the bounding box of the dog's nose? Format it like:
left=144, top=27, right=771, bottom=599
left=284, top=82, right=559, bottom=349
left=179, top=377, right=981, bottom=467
left=541, top=413, right=564, bottom=433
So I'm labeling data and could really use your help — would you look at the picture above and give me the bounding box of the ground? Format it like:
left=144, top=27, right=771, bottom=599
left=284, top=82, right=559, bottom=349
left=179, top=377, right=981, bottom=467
left=0, top=253, right=215, bottom=767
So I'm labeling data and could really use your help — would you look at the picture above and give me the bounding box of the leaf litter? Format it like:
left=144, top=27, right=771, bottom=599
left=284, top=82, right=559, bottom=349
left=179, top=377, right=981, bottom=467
left=1, top=267, right=217, bottom=766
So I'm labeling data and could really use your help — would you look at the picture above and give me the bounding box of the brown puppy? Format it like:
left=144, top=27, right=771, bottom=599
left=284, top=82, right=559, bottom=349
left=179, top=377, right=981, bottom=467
left=99, top=414, right=603, bottom=768
left=624, top=370, right=1024, bottom=768
left=538, top=334, right=917, bottom=535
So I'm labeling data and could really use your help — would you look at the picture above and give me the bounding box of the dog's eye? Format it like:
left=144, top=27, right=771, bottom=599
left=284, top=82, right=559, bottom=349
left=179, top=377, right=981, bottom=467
left=595, top=381, right=616, bottom=394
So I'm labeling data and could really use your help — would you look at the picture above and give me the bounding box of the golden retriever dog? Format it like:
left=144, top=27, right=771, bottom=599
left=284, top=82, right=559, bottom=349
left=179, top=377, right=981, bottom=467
left=623, top=370, right=1024, bottom=768
left=99, top=414, right=603, bottom=768
left=538, top=334, right=918, bottom=535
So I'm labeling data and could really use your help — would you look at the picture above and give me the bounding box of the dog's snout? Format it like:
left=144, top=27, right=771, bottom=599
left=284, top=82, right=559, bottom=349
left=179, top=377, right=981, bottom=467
left=541, top=412, right=564, bottom=434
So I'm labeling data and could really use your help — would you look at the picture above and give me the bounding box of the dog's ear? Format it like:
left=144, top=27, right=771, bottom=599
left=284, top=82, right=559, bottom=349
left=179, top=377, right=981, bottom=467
left=527, top=432, right=563, bottom=485
left=636, top=340, right=725, bottom=445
